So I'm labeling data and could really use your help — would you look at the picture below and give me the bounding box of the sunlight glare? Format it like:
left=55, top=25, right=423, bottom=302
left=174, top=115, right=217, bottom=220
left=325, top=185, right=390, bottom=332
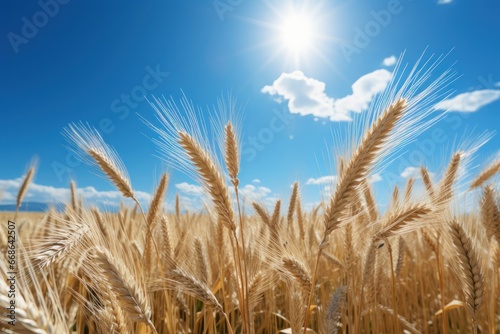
left=279, top=12, right=315, bottom=54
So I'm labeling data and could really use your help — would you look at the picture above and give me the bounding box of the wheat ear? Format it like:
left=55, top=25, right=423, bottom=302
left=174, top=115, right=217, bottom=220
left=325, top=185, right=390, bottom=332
left=363, top=181, right=378, bottom=221
left=143, top=173, right=169, bottom=275
left=65, top=123, right=134, bottom=199
left=194, top=238, right=209, bottom=284
left=178, top=131, right=235, bottom=231
left=436, top=152, right=461, bottom=204
left=88, top=149, right=134, bottom=198
left=93, top=248, right=152, bottom=325
left=420, top=166, right=435, bottom=198
left=448, top=220, right=485, bottom=322
left=175, top=193, right=181, bottom=224
left=481, top=186, right=497, bottom=242
left=16, top=166, right=35, bottom=211
left=296, top=190, right=306, bottom=241
left=375, top=203, right=432, bottom=240
left=322, top=99, right=407, bottom=245
left=167, top=268, right=222, bottom=310
left=304, top=99, right=407, bottom=333
left=391, top=185, right=400, bottom=209
left=470, top=159, right=500, bottom=189
left=287, top=182, right=299, bottom=227
left=269, top=199, right=282, bottom=245
left=282, top=257, right=311, bottom=294
left=253, top=202, right=271, bottom=226
left=70, top=180, right=78, bottom=211
left=146, top=173, right=169, bottom=226
left=403, top=177, right=415, bottom=202
left=224, top=121, right=251, bottom=334
left=225, top=122, right=239, bottom=188
left=33, top=222, right=89, bottom=268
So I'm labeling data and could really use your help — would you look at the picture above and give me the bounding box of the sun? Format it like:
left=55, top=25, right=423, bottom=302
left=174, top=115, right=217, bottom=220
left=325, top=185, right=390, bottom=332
left=279, top=12, right=316, bottom=54
left=236, top=1, right=337, bottom=70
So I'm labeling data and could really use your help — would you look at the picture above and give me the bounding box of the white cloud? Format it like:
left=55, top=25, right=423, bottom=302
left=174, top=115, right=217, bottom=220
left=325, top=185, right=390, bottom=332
left=175, top=182, right=204, bottom=195
left=401, top=167, right=419, bottom=178
left=261, top=69, right=392, bottom=121
left=165, top=194, right=205, bottom=213
left=0, top=178, right=152, bottom=208
left=174, top=181, right=274, bottom=211
left=369, top=173, right=383, bottom=183
left=239, top=184, right=272, bottom=203
left=438, top=0, right=452, bottom=4
left=322, top=185, right=333, bottom=197
left=435, top=89, right=500, bottom=112
left=335, top=69, right=392, bottom=114
left=495, top=82, right=500, bottom=87
left=400, top=167, right=435, bottom=179
left=261, top=71, right=349, bottom=121
left=383, top=55, right=397, bottom=67
left=306, top=175, right=337, bottom=185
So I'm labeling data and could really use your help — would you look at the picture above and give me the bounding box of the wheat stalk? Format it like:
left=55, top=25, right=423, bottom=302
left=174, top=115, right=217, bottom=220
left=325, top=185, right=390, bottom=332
left=304, top=99, right=407, bottom=333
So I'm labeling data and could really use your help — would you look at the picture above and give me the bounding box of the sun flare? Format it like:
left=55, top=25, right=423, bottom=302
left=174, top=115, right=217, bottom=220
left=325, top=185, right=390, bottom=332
left=279, top=12, right=315, bottom=54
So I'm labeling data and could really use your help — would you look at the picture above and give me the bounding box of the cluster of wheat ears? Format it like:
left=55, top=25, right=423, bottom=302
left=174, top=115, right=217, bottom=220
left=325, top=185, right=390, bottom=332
left=1, top=56, right=500, bottom=334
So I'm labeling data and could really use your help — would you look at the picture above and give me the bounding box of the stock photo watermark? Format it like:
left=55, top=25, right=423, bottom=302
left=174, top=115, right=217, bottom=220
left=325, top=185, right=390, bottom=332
left=51, top=64, right=169, bottom=183
left=213, top=0, right=243, bottom=21
left=4, top=220, right=17, bottom=327
left=7, top=0, right=71, bottom=54
left=242, top=106, right=293, bottom=162
left=382, top=74, right=498, bottom=186
left=338, top=0, right=411, bottom=63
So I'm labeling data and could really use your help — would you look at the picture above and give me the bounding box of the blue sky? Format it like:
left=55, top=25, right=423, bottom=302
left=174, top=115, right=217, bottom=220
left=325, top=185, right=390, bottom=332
left=1, top=0, right=499, bottom=211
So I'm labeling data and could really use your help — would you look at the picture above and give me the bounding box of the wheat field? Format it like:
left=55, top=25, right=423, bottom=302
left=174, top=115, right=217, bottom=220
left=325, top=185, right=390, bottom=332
left=1, top=58, right=500, bottom=334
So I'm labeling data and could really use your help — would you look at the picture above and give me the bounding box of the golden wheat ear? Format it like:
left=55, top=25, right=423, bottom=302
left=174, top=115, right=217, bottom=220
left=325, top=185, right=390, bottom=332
left=16, top=158, right=37, bottom=212
left=92, top=247, right=153, bottom=325
left=224, top=122, right=240, bottom=188
left=436, top=151, right=461, bottom=205
left=480, top=186, right=497, bottom=243
left=374, top=203, right=432, bottom=241
left=323, top=99, right=407, bottom=244
left=420, top=166, right=435, bottom=198
left=146, top=173, right=169, bottom=227
left=178, top=131, right=235, bottom=232
left=448, top=220, right=485, bottom=322
left=287, top=182, right=299, bottom=227
left=63, top=123, right=134, bottom=199
left=470, top=159, right=500, bottom=189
